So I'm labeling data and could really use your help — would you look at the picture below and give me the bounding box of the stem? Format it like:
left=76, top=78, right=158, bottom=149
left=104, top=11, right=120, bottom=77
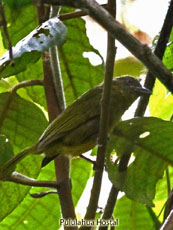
left=99, top=186, right=119, bottom=230
left=146, top=206, right=161, bottom=230
left=81, top=0, right=116, bottom=227
left=59, top=4, right=108, bottom=21
left=160, top=210, right=173, bottom=230
left=37, top=5, right=77, bottom=229
left=97, top=2, right=118, bottom=229
left=0, top=2, right=13, bottom=63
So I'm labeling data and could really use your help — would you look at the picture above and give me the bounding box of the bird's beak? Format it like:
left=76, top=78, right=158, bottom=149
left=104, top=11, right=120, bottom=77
left=133, top=86, right=152, bottom=95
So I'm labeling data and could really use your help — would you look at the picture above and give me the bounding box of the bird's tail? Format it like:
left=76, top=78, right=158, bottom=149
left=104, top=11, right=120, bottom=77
left=1, top=144, right=37, bottom=180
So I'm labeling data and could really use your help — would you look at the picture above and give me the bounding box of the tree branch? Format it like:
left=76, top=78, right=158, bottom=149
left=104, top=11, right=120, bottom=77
left=160, top=209, right=173, bottom=230
left=37, top=5, right=77, bottom=229
left=0, top=2, right=13, bottom=63
left=81, top=0, right=116, bottom=227
left=40, top=0, right=173, bottom=93
left=30, top=190, right=58, bottom=198
left=6, top=171, right=59, bottom=189
left=59, top=4, right=108, bottom=21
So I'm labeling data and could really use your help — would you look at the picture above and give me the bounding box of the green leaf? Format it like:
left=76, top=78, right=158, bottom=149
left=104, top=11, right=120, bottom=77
left=106, top=117, right=173, bottom=206
left=152, top=167, right=173, bottom=221
left=0, top=134, right=14, bottom=166
left=2, top=0, right=32, bottom=9
left=16, top=59, right=46, bottom=109
left=1, top=4, right=38, bottom=48
left=0, top=134, right=15, bottom=179
left=0, top=92, right=47, bottom=221
left=71, top=158, right=92, bottom=206
left=0, top=157, right=91, bottom=229
left=114, top=196, right=156, bottom=230
left=114, top=57, right=144, bottom=78
left=163, top=41, right=173, bottom=71
left=0, top=162, right=61, bottom=230
left=0, top=92, right=47, bottom=152
left=59, top=17, right=104, bottom=105
left=0, top=18, right=67, bottom=79
left=149, top=79, right=173, bottom=119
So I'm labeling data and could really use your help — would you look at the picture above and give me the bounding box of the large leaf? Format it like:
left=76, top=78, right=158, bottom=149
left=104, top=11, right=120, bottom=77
left=16, top=59, right=46, bottom=109
left=114, top=57, right=144, bottom=77
left=0, top=92, right=47, bottom=221
left=0, top=3, right=46, bottom=108
left=0, top=162, right=61, bottom=230
left=1, top=4, right=38, bottom=48
left=0, top=134, right=14, bottom=166
left=106, top=117, right=173, bottom=206
left=59, top=17, right=104, bottom=105
left=2, top=0, right=32, bottom=9
left=0, top=17, right=67, bottom=79
left=114, top=196, right=156, bottom=230
left=0, top=157, right=92, bottom=229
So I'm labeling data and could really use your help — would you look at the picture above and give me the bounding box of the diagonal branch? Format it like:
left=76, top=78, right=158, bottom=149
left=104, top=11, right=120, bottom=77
left=59, top=4, right=108, bottom=21
left=98, top=1, right=173, bottom=228
left=40, top=0, right=173, bottom=93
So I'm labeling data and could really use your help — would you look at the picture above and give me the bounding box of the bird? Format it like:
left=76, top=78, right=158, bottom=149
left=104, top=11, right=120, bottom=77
left=1, top=76, right=151, bottom=178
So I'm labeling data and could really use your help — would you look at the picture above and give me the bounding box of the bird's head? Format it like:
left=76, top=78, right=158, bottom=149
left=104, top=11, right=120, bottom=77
left=112, top=76, right=151, bottom=97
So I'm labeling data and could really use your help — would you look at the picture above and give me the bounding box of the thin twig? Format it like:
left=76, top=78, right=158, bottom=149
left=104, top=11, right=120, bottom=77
left=30, top=190, right=58, bottom=198
left=0, top=80, right=43, bottom=130
left=97, top=2, right=118, bottom=229
left=80, top=154, right=96, bottom=166
left=0, top=2, right=14, bottom=64
left=59, top=4, right=108, bottom=21
left=81, top=0, right=116, bottom=227
left=6, top=171, right=59, bottom=189
left=40, top=0, right=173, bottom=93
left=146, top=206, right=161, bottom=229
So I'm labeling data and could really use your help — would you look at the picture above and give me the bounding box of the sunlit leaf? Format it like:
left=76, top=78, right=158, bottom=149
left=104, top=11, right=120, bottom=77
left=0, top=92, right=47, bottom=221
left=107, top=117, right=173, bottom=206
left=0, top=18, right=67, bottom=79
left=0, top=134, right=14, bottom=166
left=149, top=79, right=173, bottom=119
left=114, top=57, right=144, bottom=78
left=59, top=17, right=104, bottom=105
left=114, top=196, right=158, bottom=230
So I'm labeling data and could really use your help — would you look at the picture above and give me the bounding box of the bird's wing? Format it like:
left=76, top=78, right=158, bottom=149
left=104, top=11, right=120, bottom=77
left=38, top=86, right=102, bottom=149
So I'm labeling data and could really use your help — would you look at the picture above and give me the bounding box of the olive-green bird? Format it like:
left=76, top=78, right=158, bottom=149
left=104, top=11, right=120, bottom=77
left=2, top=76, right=150, bottom=176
